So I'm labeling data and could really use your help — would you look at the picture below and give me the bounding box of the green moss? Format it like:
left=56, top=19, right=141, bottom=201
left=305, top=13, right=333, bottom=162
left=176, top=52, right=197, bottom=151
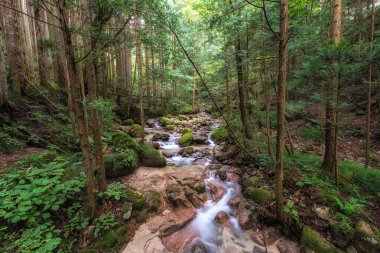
left=130, top=124, right=143, bottom=137
left=330, top=213, right=354, bottom=248
left=244, top=187, right=273, bottom=204
left=178, top=115, right=188, bottom=120
left=242, top=176, right=263, bottom=190
left=353, top=220, right=380, bottom=253
left=165, top=125, right=174, bottom=131
left=135, top=209, right=150, bottom=224
left=182, top=127, right=192, bottom=134
left=112, top=132, right=140, bottom=151
left=104, top=150, right=138, bottom=178
left=300, top=226, right=344, bottom=253
left=160, top=117, right=171, bottom=126
left=125, top=186, right=145, bottom=209
left=125, top=119, right=134, bottom=126
left=211, top=128, right=229, bottom=143
left=178, top=132, right=193, bottom=147
left=98, top=227, right=127, bottom=249
left=146, top=190, right=161, bottom=212
left=141, top=143, right=167, bottom=167
left=122, top=202, right=133, bottom=221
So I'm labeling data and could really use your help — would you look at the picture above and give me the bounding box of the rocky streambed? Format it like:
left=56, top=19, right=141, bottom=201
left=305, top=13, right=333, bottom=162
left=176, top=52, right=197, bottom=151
left=121, top=113, right=299, bottom=253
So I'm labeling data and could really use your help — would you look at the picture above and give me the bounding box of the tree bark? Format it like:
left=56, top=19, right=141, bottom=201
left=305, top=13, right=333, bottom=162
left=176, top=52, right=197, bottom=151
left=235, top=35, right=251, bottom=139
left=365, top=0, right=375, bottom=168
left=321, top=0, right=342, bottom=185
left=2, top=0, right=26, bottom=95
left=58, top=0, right=96, bottom=218
left=34, top=5, right=49, bottom=86
left=0, top=14, right=8, bottom=106
left=275, top=0, right=288, bottom=223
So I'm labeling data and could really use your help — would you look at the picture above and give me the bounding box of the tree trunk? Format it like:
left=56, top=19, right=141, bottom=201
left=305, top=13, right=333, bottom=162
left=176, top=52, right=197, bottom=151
left=321, top=0, right=342, bottom=185
left=145, top=46, right=151, bottom=101
left=152, top=48, right=156, bottom=100
left=58, top=1, right=96, bottom=218
left=365, top=0, right=375, bottom=168
left=2, top=0, right=26, bottom=95
left=235, top=36, right=251, bottom=139
left=275, top=0, right=288, bottom=223
left=0, top=16, right=8, bottom=106
left=35, top=6, right=49, bottom=86
left=192, top=71, right=196, bottom=110
left=135, top=10, right=145, bottom=144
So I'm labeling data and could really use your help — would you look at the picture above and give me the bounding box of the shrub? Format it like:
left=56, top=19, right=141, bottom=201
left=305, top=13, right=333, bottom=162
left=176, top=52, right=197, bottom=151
left=0, top=132, right=24, bottom=154
left=104, top=149, right=138, bottom=178
left=93, top=213, right=119, bottom=238
left=178, top=132, right=194, bottom=147
left=211, top=128, right=229, bottom=143
left=98, top=182, right=127, bottom=201
left=333, top=197, right=366, bottom=216
left=141, top=143, right=166, bottom=167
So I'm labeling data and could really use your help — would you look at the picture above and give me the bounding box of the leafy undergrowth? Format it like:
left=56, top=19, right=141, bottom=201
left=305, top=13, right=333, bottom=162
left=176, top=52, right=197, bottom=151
left=0, top=150, right=153, bottom=253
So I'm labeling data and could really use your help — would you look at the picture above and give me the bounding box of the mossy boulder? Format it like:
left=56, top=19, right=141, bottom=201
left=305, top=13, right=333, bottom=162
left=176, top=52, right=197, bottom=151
left=330, top=213, right=354, bottom=248
left=180, top=146, right=195, bottom=156
left=178, top=115, right=188, bottom=120
left=141, top=143, right=166, bottom=167
left=182, top=127, right=193, bottom=134
left=242, top=175, right=264, bottom=190
left=300, top=226, right=344, bottom=253
left=125, top=119, right=134, bottom=126
left=178, top=132, right=194, bottom=147
left=98, top=227, right=127, bottom=249
left=211, top=128, right=229, bottom=143
left=125, top=186, right=145, bottom=209
left=244, top=187, right=273, bottom=204
left=165, top=125, right=174, bottom=131
left=160, top=117, right=171, bottom=126
left=130, top=124, right=143, bottom=137
left=112, top=132, right=140, bottom=151
left=353, top=220, right=380, bottom=253
left=146, top=190, right=162, bottom=212
left=152, top=132, right=169, bottom=141
left=122, top=202, right=133, bottom=221
left=104, top=150, right=138, bottom=178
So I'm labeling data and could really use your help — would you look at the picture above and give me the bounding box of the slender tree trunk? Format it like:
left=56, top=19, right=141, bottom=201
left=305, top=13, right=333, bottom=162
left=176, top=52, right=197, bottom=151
left=321, top=0, right=342, bottom=185
left=145, top=45, right=151, bottom=101
left=35, top=6, right=49, bottom=86
left=235, top=36, right=251, bottom=139
left=275, top=0, right=288, bottom=223
left=58, top=1, right=96, bottom=218
left=135, top=11, right=145, bottom=144
left=151, top=48, right=156, bottom=100
left=226, top=60, right=231, bottom=122
left=0, top=17, right=8, bottom=106
left=192, top=71, right=196, bottom=110
left=365, top=0, right=375, bottom=168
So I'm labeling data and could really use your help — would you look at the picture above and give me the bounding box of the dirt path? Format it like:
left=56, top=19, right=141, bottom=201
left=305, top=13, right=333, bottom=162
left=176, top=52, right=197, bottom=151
left=0, top=147, right=45, bottom=172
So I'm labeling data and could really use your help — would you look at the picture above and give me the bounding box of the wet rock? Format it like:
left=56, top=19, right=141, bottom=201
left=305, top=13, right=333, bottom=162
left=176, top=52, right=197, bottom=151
left=215, top=145, right=240, bottom=161
left=313, top=206, right=331, bottom=221
left=192, top=245, right=207, bottom=253
left=159, top=208, right=196, bottom=237
left=180, top=146, right=195, bottom=156
left=353, top=220, right=380, bottom=253
left=162, top=151, right=173, bottom=158
left=225, top=166, right=240, bottom=174
left=184, top=186, right=203, bottom=208
left=244, top=187, right=273, bottom=204
left=228, top=196, right=241, bottom=208
left=193, top=157, right=209, bottom=166
left=208, top=163, right=222, bottom=170
left=300, top=226, right=344, bottom=253
left=162, top=224, right=198, bottom=252
left=277, top=239, right=297, bottom=253
left=193, top=135, right=208, bottom=144
left=330, top=213, right=354, bottom=248
left=166, top=184, right=191, bottom=208
left=263, top=227, right=282, bottom=245
left=215, top=170, right=227, bottom=181
left=145, top=190, right=162, bottom=213
left=207, top=181, right=225, bottom=201
left=150, top=141, right=160, bottom=149
left=228, top=173, right=240, bottom=183
left=215, top=211, right=232, bottom=229
left=251, top=231, right=266, bottom=246
left=238, top=200, right=258, bottom=230
left=152, top=132, right=170, bottom=141
left=146, top=119, right=156, bottom=128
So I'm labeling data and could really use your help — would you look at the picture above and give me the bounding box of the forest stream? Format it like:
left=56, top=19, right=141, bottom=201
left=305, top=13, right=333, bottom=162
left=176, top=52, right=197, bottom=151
left=121, top=113, right=299, bottom=253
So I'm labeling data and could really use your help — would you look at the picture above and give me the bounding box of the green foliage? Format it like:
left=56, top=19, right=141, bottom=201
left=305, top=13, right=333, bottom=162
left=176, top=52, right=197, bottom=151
left=93, top=213, right=119, bottom=238
left=333, top=197, right=366, bottom=216
left=284, top=200, right=299, bottom=220
left=130, top=124, right=143, bottom=137
left=0, top=131, right=24, bottom=154
left=178, top=132, right=194, bottom=146
left=88, top=99, right=115, bottom=130
left=257, top=153, right=274, bottom=169
left=104, top=149, right=138, bottom=177
left=98, top=182, right=127, bottom=201
left=296, top=175, right=333, bottom=188
left=65, top=202, right=90, bottom=232
left=167, top=99, right=194, bottom=115
left=340, top=160, right=380, bottom=196
left=0, top=154, right=85, bottom=224
left=125, top=119, right=134, bottom=126
left=4, top=222, right=62, bottom=253
left=211, top=128, right=229, bottom=142
left=299, top=125, right=323, bottom=141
